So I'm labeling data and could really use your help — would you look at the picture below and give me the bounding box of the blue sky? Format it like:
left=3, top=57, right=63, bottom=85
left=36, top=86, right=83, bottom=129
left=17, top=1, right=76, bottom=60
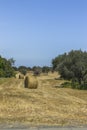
left=0, top=0, right=87, bottom=67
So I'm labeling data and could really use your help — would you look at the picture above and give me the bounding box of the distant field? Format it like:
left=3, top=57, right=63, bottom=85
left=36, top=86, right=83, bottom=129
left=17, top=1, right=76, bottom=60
left=0, top=72, right=87, bottom=126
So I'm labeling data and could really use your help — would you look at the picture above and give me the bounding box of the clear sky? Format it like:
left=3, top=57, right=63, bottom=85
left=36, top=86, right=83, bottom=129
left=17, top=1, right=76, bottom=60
left=0, top=0, right=87, bottom=67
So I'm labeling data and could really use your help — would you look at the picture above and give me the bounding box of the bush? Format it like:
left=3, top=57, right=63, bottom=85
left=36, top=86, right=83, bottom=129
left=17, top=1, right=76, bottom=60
left=61, top=81, right=71, bottom=88
left=0, top=56, right=15, bottom=77
left=52, top=50, right=87, bottom=90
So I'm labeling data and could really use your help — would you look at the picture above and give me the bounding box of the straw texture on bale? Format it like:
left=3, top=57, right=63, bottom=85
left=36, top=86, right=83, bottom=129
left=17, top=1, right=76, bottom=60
left=19, top=74, right=24, bottom=79
left=15, top=73, right=20, bottom=79
left=24, top=76, right=38, bottom=89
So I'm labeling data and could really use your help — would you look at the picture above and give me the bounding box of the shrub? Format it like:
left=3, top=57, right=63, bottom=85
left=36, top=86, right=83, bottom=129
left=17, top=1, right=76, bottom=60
left=52, top=50, right=87, bottom=89
left=61, top=81, right=71, bottom=88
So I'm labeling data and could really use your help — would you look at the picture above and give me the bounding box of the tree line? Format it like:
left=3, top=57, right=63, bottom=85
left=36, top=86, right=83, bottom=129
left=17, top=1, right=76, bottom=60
left=14, top=65, right=52, bottom=76
left=1, top=49, right=87, bottom=90
left=0, top=55, right=52, bottom=77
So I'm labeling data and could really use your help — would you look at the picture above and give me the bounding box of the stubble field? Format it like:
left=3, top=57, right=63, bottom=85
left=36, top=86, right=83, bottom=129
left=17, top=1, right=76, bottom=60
left=0, top=72, right=87, bottom=127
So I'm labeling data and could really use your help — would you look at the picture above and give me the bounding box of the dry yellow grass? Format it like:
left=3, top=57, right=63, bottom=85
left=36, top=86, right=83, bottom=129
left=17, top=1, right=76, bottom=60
left=0, top=72, right=87, bottom=126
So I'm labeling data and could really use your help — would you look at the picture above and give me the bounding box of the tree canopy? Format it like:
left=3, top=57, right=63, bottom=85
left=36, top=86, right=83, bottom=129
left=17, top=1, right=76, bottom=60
left=0, top=56, right=15, bottom=77
left=52, top=50, right=87, bottom=89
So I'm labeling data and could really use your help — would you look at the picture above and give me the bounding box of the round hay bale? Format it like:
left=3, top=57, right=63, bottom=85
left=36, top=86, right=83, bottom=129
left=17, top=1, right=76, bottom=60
left=19, top=74, right=24, bottom=79
left=24, top=76, right=38, bottom=89
left=15, top=73, right=20, bottom=79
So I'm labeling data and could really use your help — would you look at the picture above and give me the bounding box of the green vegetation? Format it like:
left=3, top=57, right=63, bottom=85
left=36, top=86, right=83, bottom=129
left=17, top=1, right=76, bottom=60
left=32, top=66, right=42, bottom=76
left=32, top=66, right=52, bottom=76
left=42, top=66, right=51, bottom=73
left=52, top=50, right=87, bottom=90
left=18, top=66, right=28, bottom=75
left=0, top=56, right=15, bottom=77
left=1, top=49, right=87, bottom=90
left=60, top=81, right=71, bottom=88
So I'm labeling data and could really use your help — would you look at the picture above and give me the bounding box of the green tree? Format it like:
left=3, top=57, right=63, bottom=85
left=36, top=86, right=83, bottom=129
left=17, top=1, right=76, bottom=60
left=32, top=66, right=42, bottom=76
left=42, top=66, right=50, bottom=73
left=18, top=66, right=28, bottom=75
left=52, top=50, right=87, bottom=89
left=0, top=56, right=15, bottom=77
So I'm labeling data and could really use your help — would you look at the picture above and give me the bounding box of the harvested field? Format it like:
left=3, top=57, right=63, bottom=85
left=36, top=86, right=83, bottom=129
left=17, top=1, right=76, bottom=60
left=0, top=72, right=87, bottom=126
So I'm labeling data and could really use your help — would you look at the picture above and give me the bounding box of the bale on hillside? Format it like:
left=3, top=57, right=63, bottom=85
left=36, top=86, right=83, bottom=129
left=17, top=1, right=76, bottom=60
left=15, top=73, right=24, bottom=79
left=24, top=76, right=38, bottom=89
left=19, top=74, right=24, bottom=79
left=15, top=73, right=20, bottom=79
